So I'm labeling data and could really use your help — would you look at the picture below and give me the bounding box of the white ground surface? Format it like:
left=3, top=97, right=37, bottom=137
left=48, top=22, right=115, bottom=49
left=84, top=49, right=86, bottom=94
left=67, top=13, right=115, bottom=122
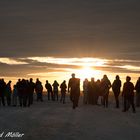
left=0, top=95, right=140, bottom=140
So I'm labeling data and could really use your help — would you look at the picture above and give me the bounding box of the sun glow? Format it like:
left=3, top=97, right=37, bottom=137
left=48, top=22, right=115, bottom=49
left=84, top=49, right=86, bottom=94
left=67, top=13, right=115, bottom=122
left=26, top=57, right=107, bottom=82
left=73, top=67, right=103, bottom=81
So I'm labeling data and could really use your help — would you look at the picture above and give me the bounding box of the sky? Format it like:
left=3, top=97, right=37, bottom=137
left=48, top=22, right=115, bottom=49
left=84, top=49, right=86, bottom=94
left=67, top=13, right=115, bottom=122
left=0, top=0, right=140, bottom=86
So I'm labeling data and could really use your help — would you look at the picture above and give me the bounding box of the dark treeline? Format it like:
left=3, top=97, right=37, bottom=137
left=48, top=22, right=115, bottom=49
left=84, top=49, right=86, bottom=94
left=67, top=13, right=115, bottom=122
left=0, top=75, right=140, bottom=113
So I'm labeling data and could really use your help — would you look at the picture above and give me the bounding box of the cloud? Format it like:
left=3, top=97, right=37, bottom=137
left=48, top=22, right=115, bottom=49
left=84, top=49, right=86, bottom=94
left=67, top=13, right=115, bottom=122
left=0, top=56, right=140, bottom=79
left=27, top=57, right=108, bottom=67
left=115, top=65, right=140, bottom=72
left=0, top=58, right=28, bottom=65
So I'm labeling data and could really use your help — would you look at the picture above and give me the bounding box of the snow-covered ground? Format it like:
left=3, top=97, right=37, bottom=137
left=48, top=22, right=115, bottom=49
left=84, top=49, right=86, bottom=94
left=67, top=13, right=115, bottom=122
left=0, top=95, right=140, bottom=140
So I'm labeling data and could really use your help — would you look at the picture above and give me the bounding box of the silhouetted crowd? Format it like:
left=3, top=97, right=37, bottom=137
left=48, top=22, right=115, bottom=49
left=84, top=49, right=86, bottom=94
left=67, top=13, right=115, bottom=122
left=0, top=78, right=67, bottom=107
left=83, top=75, right=140, bottom=113
left=0, top=74, right=140, bottom=113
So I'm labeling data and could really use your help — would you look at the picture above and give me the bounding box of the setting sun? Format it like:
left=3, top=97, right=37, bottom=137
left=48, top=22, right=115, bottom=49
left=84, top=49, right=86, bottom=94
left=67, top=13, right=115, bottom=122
left=73, top=66, right=103, bottom=81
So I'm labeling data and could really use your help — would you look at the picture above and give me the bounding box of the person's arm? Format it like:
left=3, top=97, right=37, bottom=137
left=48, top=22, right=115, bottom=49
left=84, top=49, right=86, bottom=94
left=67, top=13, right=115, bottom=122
left=120, top=80, right=122, bottom=88
left=108, top=80, right=112, bottom=89
left=41, top=85, right=43, bottom=92
left=68, top=80, right=70, bottom=93
left=132, top=83, right=135, bottom=91
left=65, top=84, right=67, bottom=89
left=134, top=81, right=138, bottom=90
left=112, top=81, right=115, bottom=89
left=122, top=84, right=125, bottom=97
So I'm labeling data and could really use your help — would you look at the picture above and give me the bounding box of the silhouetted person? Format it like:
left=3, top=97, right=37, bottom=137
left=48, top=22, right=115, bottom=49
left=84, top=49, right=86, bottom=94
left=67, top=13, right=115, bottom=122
left=22, top=79, right=28, bottom=107
left=112, top=75, right=121, bottom=108
left=122, top=76, right=136, bottom=113
left=96, top=79, right=102, bottom=105
left=0, top=79, right=6, bottom=106
left=68, top=73, right=80, bottom=109
left=88, top=78, right=97, bottom=105
left=26, top=80, right=31, bottom=107
left=28, top=78, right=35, bottom=105
left=60, top=80, right=67, bottom=104
left=101, top=75, right=111, bottom=108
left=5, top=80, right=12, bottom=106
left=16, top=79, right=23, bottom=107
left=83, top=78, right=89, bottom=104
left=35, top=79, right=43, bottom=102
left=52, top=80, right=59, bottom=101
left=45, top=80, right=53, bottom=101
left=135, top=77, right=140, bottom=107
left=12, top=85, right=18, bottom=106
left=16, top=79, right=27, bottom=107
left=92, top=78, right=98, bottom=105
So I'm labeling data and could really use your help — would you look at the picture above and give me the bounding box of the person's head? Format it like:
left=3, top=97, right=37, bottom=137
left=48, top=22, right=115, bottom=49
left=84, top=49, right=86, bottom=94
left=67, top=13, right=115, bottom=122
left=116, top=75, right=120, bottom=80
left=30, top=78, right=33, bottom=82
left=84, top=78, right=88, bottom=82
left=63, top=80, right=66, bottom=83
left=71, top=73, right=75, bottom=78
left=91, top=77, right=95, bottom=82
left=103, top=75, right=108, bottom=79
left=1, top=78, right=4, bottom=82
left=126, top=76, right=131, bottom=82
left=22, top=79, right=25, bottom=82
left=46, top=80, right=48, bottom=83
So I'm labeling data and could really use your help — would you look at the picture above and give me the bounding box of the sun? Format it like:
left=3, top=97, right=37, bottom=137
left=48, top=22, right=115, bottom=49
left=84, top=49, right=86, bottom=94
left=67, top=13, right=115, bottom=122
left=74, top=66, right=103, bottom=81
